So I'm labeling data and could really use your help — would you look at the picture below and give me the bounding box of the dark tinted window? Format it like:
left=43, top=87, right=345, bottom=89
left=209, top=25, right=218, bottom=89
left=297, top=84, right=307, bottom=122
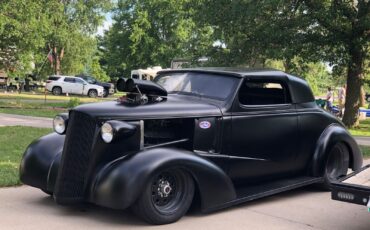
left=48, top=76, right=60, bottom=81
left=64, top=77, right=75, bottom=83
left=75, top=78, right=85, bottom=84
left=239, top=79, right=291, bottom=105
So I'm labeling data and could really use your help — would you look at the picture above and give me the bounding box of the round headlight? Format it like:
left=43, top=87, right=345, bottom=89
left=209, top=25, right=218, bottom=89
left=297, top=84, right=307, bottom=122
left=101, top=122, right=114, bottom=143
left=53, top=115, right=66, bottom=134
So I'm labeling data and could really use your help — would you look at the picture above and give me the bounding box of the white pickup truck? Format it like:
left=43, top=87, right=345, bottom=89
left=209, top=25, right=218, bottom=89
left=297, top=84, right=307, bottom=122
left=45, top=75, right=104, bottom=98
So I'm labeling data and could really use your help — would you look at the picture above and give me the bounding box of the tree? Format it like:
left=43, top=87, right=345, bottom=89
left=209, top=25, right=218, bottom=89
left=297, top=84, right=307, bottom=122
left=101, top=0, right=213, bottom=78
left=42, top=0, right=112, bottom=75
left=197, top=0, right=369, bottom=127
left=0, top=0, right=48, bottom=74
left=302, top=0, right=369, bottom=127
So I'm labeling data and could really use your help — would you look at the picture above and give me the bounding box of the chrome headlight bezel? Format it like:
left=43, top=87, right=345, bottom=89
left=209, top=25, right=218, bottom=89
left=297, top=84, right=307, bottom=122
left=53, top=113, right=69, bottom=135
left=101, top=122, right=114, bottom=143
left=100, top=120, right=137, bottom=144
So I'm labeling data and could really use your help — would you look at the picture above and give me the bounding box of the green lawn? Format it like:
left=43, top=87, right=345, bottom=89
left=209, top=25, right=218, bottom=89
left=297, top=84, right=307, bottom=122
left=349, top=119, right=370, bottom=137
left=0, top=126, right=52, bottom=187
left=0, top=92, right=112, bottom=102
left=361, top=146, right=370, bottom=158
left=0, top=108, right=65, bottom=118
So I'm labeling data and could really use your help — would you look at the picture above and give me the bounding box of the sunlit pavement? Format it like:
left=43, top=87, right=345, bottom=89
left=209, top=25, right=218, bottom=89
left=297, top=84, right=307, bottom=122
left=1, top=182, right=370, bottom=230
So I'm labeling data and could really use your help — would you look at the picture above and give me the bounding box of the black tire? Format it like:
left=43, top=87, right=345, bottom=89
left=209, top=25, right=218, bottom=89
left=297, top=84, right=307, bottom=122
left=88, top=89, right=98, bottom=98
left=52, top=86, right=62, bottom=95
left=103, top=89, right=109, bottom=98
left=132, top=168, right=194, bottom=225
left=321, top=142, right=350, bottom=190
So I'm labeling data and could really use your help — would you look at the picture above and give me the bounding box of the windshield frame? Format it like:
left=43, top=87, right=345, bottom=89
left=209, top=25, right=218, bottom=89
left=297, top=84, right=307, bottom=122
left=154, top=71, right=242, bottom=101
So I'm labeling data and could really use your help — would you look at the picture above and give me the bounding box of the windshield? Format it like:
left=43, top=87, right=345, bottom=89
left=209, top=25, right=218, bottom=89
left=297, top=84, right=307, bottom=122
left=86, top=76, right=97, bottom=84
left=154, top=72, right=240, bottom=100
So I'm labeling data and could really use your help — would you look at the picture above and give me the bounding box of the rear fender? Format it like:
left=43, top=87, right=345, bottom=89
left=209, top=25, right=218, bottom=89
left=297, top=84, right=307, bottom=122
left=311, top=124, right=363, bottom=177
left=90, top=148, right=236, bottom=211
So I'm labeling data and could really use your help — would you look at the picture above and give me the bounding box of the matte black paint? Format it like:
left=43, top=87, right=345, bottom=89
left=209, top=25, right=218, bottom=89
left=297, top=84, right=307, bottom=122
left=20, top=68, right=363, bottom=215
left=90, top=148, right=236, bottom=210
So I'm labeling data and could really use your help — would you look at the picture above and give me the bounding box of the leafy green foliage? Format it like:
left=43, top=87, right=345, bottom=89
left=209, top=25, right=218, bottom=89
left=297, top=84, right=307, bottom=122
left=0, top=0, right=112, bottom=80
left=101, top=0, right=213, bottom=78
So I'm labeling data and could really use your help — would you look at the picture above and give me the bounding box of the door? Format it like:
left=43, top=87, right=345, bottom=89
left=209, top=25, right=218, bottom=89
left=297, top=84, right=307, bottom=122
left=229, top=77, right=298, bottom=183
left=73, top=78, right=85, bottom=95
left=63, top=77, right=75, bottom=94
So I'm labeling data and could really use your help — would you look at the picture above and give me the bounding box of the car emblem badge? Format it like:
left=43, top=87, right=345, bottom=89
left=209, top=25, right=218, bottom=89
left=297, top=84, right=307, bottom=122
left=199, top=121, right=211, bottom=129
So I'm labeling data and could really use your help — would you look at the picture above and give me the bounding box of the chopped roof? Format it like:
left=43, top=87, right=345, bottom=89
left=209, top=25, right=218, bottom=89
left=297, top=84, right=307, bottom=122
left=157, top=67, right=287, bottom=78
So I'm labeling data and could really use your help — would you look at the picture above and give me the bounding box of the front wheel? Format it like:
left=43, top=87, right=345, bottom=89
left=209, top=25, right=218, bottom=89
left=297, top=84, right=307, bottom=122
left=88, top=89, right=97, bottom=98
left=321, top=142, right=350, bottom=190
left=132, top=168, right=194, bottom=225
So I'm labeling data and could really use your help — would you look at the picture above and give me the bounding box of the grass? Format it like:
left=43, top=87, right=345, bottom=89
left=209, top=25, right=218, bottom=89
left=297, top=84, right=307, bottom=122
left=360, top=146, right=370, bottom=158
left=0, top=126, right=52, bottom=187
left=0, top=108, right=65, bottom=118
left=0, top=99, right=68, bottom=118
left=0, top=92, right=114, bottom=102
left=349, top=119, right=370, bottom=137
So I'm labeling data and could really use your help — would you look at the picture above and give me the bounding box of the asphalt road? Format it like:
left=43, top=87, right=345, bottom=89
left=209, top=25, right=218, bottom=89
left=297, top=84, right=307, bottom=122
left=1, top=184, right=370, bottom=230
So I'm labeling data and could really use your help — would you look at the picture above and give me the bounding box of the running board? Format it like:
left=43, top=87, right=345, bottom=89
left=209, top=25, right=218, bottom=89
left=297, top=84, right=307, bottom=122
left=205, top=176, right=323, bottom=212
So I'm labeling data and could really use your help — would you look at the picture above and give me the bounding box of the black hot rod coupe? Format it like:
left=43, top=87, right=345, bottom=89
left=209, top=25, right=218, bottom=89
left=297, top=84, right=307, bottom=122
left=20, top=68, right=362, bottom=224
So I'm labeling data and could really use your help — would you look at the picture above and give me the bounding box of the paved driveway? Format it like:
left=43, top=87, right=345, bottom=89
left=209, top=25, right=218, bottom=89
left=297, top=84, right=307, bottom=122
left=1, top=184, right=370, bottom=230
left=0, top=113, right=52, bottom=128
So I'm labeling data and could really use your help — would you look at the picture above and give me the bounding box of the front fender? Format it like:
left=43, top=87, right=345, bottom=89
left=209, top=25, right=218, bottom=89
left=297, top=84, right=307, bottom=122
left=20, top=133, right=64, bottom=191
left=90, top=148, right=236, bottom=211
left=311, top=124, right=363, bottom=177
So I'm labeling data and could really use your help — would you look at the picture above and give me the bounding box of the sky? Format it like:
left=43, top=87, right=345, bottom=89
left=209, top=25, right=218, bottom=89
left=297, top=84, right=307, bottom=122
left=96, top=13, right=113, bottom=36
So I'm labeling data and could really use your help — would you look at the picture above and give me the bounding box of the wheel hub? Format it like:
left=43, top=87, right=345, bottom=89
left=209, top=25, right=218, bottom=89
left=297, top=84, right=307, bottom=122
left=157, top=180, right=172, bottom=198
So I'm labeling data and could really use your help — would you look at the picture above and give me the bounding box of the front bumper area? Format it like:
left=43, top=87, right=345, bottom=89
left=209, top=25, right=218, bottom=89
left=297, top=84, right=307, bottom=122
left=20, top=133, right=64, bottom=192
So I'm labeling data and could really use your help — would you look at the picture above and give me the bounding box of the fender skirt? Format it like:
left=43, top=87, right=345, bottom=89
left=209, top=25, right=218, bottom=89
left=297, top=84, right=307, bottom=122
left=19, top=133, right=64, bottom=192
left=311, top=124, right=363, bottom=177
left=90, top=147, right=236, bottom=212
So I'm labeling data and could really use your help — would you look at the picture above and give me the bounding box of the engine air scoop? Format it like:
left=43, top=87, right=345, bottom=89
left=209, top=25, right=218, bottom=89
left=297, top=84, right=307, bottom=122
left=116, top=78, right=167, bottom=105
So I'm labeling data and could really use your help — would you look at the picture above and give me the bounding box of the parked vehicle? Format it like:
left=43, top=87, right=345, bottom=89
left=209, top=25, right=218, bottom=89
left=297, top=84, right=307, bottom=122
left=45, top=75, right=104, bottom=98
left=131, top=66, right=163, bottom=81
left=331, top=164, right=370, bottom=211
left=20, top=68, right=362, bottom=224
left=0, top=76, right=8, bottom=89
left=76, top=74, right=115, bottom=97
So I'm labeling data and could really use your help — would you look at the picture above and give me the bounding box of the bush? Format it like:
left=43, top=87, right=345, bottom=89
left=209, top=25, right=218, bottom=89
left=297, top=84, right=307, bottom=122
left=67, top=98, right=81, bottom=108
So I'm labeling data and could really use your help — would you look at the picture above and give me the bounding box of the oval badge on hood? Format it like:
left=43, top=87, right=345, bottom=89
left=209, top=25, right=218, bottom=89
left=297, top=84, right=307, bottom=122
left=199, top=121, right=211, bottom=129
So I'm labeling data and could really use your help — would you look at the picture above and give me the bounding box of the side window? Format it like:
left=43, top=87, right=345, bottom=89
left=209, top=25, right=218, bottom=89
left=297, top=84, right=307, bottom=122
left=64, top=77, right=75, bottom=83
left=75, top=78, right=85, bottom=84
left=239, top=79, right=291, bottom=105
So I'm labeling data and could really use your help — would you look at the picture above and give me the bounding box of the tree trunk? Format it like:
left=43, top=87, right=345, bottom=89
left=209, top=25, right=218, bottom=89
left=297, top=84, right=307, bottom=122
left=52, top=47, right=63, bottom=75
left=360, top=86, right=366, bottom=107
left=342, top=42, right=364, bottom=128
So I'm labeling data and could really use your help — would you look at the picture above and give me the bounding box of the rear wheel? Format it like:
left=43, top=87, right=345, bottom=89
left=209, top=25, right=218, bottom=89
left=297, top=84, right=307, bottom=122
left=88, top=89, right=97, bottom=98
left=321, top=142, right=350, bottom=190
left=132, top=168, right=194, bottom=225
left=52, top=86, right=62, bottom=95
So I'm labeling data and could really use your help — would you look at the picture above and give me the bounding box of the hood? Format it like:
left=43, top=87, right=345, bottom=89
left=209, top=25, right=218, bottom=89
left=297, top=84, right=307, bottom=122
left=96, top=82, right=112, bottom=88
left=74, top=95, right=222, bottom=120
